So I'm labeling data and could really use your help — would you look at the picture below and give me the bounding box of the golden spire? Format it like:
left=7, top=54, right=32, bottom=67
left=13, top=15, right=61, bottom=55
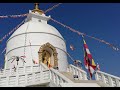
left=35, top=3, right=39, bottom=9
left=32, top=3, right=44, bottom=15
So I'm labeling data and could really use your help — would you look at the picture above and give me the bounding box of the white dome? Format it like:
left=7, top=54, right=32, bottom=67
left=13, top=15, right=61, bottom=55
left=5, top=11, right=68, bottom=71
left=10, top=20, right=63, bottom=39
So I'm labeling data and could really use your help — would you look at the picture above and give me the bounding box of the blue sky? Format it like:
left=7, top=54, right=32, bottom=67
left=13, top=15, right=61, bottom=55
left=0, top=3, right=120, bottom=77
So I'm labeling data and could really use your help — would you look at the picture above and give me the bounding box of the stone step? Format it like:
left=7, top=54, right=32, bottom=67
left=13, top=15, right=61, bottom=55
left=60, top=72, right=74, bottom=81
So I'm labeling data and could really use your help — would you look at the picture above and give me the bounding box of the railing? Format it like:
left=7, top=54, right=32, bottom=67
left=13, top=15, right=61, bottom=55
left=0, top=64, right=42, bottom=76
left=49, top=68, right=73, bottom=87
left=95, top=70, right=120, bottom=87
left=2, top=63, right=110, bottom=87
left=68, top=64, right=88, bottom=80
left=0, top=63, right=74, bottom=87
left=0, top=70, right=50, bottom=87
left=40, top=63, right=73, bottom=87
left=0, top=64, right=50, bottom=87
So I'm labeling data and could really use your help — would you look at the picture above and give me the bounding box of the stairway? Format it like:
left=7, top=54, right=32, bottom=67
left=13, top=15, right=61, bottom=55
left=60, top=72, right=74, bottom=81
left=60, top=72, right=109, bottom=87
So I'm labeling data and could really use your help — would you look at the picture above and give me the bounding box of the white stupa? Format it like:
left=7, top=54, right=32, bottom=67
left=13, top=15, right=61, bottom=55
left=5, top=3, right=68, bottom=71
left=0, top=3, right=119, bottom=87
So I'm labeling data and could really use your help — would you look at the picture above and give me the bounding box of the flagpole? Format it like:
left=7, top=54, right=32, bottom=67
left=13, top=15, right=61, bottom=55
left=89, top=73, right=92, bottom=80
left=87, top=68, right=92, bottom=80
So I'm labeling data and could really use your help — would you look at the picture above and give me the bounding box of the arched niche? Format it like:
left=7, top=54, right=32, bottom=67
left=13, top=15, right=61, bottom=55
left=38, top=42, right=58, bottom=68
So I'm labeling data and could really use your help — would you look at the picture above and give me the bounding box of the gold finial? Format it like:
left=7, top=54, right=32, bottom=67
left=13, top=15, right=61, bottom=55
left=32, top=3, right=44, bottom=15
left=34, top=3, right=39, bottom=10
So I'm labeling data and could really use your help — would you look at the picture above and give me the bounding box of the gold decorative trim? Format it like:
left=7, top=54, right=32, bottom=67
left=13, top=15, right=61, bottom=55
left=38, top=42, right=58, bottom=67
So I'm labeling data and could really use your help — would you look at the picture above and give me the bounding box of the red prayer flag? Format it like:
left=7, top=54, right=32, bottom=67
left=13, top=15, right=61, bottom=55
left=82, top=35, right=96, bottom=79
